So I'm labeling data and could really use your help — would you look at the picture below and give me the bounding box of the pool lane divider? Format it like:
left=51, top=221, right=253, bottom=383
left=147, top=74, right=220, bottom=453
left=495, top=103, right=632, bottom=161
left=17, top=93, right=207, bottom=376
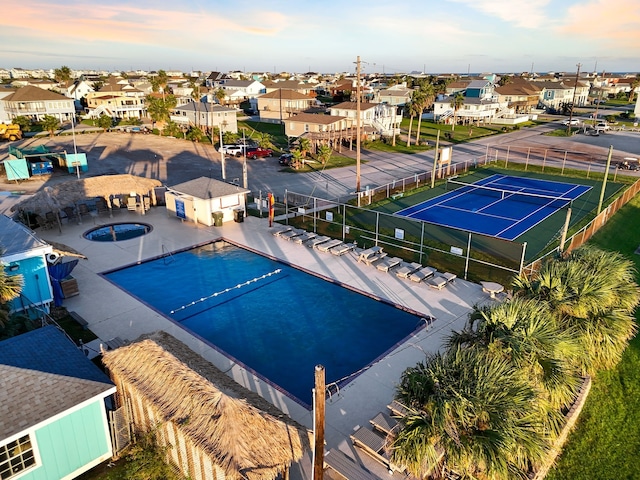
left=169, top=268, right=282, bottom=315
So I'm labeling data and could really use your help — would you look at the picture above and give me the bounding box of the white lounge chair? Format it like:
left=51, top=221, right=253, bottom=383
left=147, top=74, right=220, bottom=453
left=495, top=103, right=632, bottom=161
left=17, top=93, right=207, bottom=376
left=279, top=228, right=305, bottom=240
left=362, top=252, right=387, bottom=266
left=427, top=274, right=456, bottom=290
left=409, top=266, right=437, bottom=283
left=395, top=262, right=422, bottom=279
left=306, top=235, right=331, bottom=248
left=316, top=239, right=343, bottom=252
left=324, top=448, right=380, bottom=480
left=330, top=242, right=356, bottom=256
left=293, top=232, right=317, bottom=244
left=271, top=226, right=292, bottom=237
left=357, top=246, right=384, bottom=263
left=376, top=256, right=402, bottom=272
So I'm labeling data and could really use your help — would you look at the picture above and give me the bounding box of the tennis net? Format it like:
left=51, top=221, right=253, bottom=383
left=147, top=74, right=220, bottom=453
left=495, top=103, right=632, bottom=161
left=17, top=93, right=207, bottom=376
left=446, top=178, right=574, bottom=208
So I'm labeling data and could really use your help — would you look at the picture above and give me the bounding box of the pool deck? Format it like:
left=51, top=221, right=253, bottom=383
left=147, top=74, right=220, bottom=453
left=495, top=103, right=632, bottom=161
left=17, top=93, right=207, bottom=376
left=36, top=207, right=496, bottom=480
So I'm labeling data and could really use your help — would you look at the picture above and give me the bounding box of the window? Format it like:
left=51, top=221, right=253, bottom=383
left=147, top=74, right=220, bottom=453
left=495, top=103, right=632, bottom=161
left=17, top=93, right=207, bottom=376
left=0, top=435, right=37, bottom=479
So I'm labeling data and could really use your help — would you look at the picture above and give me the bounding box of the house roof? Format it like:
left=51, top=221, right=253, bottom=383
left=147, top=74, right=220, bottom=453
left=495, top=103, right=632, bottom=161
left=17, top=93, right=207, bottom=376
left=285, top=113, right=345, bottom=125
left=259, top=89, right=313, bottom=100
left=223, top=79, right=259, bottom=88
left=262, top=80, right=307, bottom=90
left=4, top=85, right=69, bottom=102
left=467, top=80, right=492, bottom=89
left=102, top=332, right=310, bottom=480
left=173, top=102, right=235, bottom=114
left=0, top=215, right=49, bottom=258
left=331, top=101, right=378, bottom=111
left=169, top=176, right=250, bottom=199
left=494, top=83, right=540, bottom=96
left=0, top=326, right=114, bottom=440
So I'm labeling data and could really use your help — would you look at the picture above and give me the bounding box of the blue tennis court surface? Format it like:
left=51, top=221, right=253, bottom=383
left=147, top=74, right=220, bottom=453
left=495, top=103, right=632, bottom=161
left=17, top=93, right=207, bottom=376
left=396, top=174, right=591, bottom=240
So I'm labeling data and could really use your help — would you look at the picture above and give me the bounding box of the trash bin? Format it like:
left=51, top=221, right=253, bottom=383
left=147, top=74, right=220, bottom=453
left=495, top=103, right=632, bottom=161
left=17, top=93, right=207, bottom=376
left=233, top=208, right=245, bottom=223
left=212, top=211, right=224, bottom=227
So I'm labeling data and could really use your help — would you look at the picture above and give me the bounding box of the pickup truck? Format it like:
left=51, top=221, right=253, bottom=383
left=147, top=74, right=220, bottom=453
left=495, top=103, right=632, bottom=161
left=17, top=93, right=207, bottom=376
left=218, top=145, right=246, bottom=157
left=245, top=147, right=273, bottom=159
left=595, top=123, right=610, bottom=132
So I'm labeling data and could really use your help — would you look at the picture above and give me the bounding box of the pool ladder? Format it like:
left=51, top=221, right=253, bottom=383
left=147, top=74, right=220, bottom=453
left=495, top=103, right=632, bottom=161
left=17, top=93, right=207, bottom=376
left=162, top=245, right=175, bottom=264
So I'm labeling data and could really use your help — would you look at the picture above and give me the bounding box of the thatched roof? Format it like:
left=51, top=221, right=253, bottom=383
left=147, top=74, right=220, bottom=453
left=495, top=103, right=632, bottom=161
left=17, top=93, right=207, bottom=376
left=102, top=331, right=311, bottom=480
left=11, top=174, right=162, bottom=213
left=47, top=240, right=88, bottom=259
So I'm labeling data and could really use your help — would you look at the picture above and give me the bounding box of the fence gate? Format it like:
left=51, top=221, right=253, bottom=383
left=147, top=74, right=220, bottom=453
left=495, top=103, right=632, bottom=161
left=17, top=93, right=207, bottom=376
left=109, top=404, right=132, bottom=455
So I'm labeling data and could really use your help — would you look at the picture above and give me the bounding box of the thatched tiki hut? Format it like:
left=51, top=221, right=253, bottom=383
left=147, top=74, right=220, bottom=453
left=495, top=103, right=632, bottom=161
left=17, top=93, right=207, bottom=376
left=102, top=332, right=311, bottom=480
left=11, top=174, right=163, bottom=220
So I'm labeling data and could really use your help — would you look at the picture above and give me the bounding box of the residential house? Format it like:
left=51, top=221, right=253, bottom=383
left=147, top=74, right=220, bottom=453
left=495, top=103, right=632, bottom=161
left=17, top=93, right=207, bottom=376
left=532, top=80, right=589, bottom=111
left=56, top=80, right=95, bottom=110
left=257, top=89, right=316, bottom=123
left=2, top=85, right=75, bottom=122
left=85, top=79, right=146, bottom=119
left=433, top=95, right=502, bottom=123
left=329, top=101, right=403, bottom=137
left=0, top=325, right=116, bottom=480
left=0, top=215, right=54, bottom=316
left=377, top=84, right=413, bottom=106
left=170, top=102, right=238, bottom=133
left=283, top=112, right=347, bottom=139
left=445, top=80, right=471, bottom=95
left=494, top=80, right=541, bottom=113
left=10, top=78, right=58, bottom=90
left=261, top=80, right=317, bottom=96
left=205, top=71, right=229, bottom=88
left=219, top=79, right=265, bottom=106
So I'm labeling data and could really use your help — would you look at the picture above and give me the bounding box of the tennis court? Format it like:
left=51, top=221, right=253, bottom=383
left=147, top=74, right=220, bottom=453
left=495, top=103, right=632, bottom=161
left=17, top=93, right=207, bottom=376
left=396, top=174, right=592, bottom=241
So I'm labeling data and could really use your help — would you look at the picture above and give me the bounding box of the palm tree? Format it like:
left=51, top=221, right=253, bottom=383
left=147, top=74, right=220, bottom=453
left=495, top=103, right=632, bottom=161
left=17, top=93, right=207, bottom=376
left=415, top=84, right=435, bottom=145
left=96, top=114, right=113, bottom=132
left=513, top=246, right=639, bottom=375
left=0, top=255, right=24, bottom=328
left=53, top=65, right=72, bottom=83
left=12, top=116, right=31, bottom=133
left=450, top=93, right=464, bottom=131
left=317, top=144, right=332, bottom=165
left=214, top=88, right=226, bottom=105
left=298, top=137, right=311, bottom=157
left=186, top=126, right=205, bottom=143
left=448, top=297, right=581, bottom=416
left=405, top=100, right=422, bottom=147
left=254, top=131, right=274, bottom=149
left=411, top=90, right=426, bottom=146
left=629, top=74, right=640, bottom=103
left=40, top=115, right=60, bottom=138
left=392, top=347, right=549, bottom=479
left=290, top=149, right=304, bottom=170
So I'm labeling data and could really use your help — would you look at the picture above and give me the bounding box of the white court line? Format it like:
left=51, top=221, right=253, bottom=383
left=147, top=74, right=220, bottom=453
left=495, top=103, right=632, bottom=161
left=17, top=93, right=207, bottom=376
left=433, top=203, right=519, bottom=222
left=496, top=197, right=571, bottom=239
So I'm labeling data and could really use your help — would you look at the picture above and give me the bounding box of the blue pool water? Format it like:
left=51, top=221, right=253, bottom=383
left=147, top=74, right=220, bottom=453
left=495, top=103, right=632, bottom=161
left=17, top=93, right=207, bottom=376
left=104, top=241, right=423, bottom=406
left=84, top=223, right=152, bottom=242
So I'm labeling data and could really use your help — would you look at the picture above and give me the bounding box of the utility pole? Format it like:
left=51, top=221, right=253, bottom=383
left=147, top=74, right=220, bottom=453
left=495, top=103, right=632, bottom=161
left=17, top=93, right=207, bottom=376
left=355, top=55, right=362, bottom=194
left=566, top=63, right=581, bottom=136
left=312, top=365, right=325, bottom=480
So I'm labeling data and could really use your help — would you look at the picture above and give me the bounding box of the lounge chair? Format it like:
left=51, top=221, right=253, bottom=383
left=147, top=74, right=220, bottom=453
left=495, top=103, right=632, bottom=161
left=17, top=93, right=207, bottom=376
left=395, top=262, right=422, bottom=279
left=441, top=272, right=457, bottom=284
left=427, top=275, right=448, bottom=290
left=279, top=228, right=305, bottom=240
left=362, top=252, right=387, bottom=266
left=306, top=235, right=330, bottom=248
left=409, top=266, right=437, bottom=283
left=316, top=238, right=343, bottom=252
left=370, top=411, right=399, bottom=436
left=324, top=448, right=381, bottom=480
left=357, top=246, right=384, bottom=263
left=271, top=226, right=292, bottom=237
left=293, top=232, right=317, bottom=244
left=387, top=400, right=410, bottom=418
left=375, top=256, right=402, bottom=272
left=351, top=425, right=401, bottom=473
left=331, top=242, right=356, bottom=256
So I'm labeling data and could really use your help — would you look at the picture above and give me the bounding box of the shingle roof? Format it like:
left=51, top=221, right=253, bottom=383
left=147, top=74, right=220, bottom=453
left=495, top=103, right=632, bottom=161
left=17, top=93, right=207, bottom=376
left=0, top=215, right=49, bottom=258
left=331, top=101, right=378, bottom=111
left=4, top=85, right=69, bottom=102
left=173, top=103, right=235, bottom=114
left=169, top=176, right=250, bottom=199
left=259, top=89, right=313, bottom=100
left=0, top=326, right=114, bottom=440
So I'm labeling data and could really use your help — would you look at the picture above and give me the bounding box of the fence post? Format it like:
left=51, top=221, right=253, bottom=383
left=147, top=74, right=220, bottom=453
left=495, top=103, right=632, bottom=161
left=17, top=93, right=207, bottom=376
left=542, top=150, right=547, bottom=172
left=505, top=146, right=510, bottom=168
left=285, top=189, right=289, bottom=225
left=464, top=233, right=472, bottom=280
left=342, top=204, right=346, bottom=242
left=313, top=197, right=317, bottom=232
left=375, top=212, right=380, bottom=246
left=519, top=242, right=527, bottom=276
left=485, top=144, right=489, bottom=165
left=419, top=222, right=425, bottom=264
left=259, top=190, right=262, bottom=217
left=561, top=151, right=567, bottom=175
left=525, top=147, right=530, bottom=171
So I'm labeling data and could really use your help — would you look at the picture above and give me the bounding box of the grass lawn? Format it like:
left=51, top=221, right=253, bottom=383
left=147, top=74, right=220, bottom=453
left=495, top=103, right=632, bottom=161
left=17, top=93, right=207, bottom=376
left=546, top=193, right=640, bottom=479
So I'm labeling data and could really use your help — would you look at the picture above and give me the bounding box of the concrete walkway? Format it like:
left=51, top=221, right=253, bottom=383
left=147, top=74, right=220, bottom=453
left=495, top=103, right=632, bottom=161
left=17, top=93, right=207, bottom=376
left=37, top=207, right=495, bottom=479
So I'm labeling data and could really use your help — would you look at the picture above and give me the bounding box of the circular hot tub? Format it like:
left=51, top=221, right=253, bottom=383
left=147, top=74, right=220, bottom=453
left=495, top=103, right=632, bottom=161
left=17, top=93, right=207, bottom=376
left=84, top=223, right=152, bottom=242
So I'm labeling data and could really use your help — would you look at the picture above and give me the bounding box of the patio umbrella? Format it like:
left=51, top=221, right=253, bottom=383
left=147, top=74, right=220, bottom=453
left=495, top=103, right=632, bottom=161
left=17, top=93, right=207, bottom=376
left=46, top=240, right=88, bottom=260
left=102, top=331, right=311, bottom=480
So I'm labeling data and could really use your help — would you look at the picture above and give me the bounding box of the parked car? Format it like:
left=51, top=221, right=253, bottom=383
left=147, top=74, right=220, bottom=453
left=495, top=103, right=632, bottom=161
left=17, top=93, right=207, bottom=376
left=279, top=153, right=293, bottom=166
left=561, top=119, right=581, bottom=126
left=218, top=145, right=246, bottom=157
left=246, top=147, right=273, bottom=159
left=595, top=122, right=610, bottom=132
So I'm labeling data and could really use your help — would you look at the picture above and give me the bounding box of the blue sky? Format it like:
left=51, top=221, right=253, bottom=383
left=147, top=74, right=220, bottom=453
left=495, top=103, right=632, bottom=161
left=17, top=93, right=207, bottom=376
left=2, top=0, right=638, bottom=74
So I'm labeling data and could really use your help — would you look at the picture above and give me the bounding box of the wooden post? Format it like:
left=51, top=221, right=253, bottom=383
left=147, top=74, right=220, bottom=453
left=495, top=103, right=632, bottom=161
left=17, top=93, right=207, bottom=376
left=312, top=365, right=326, bottom=480
left=597, top=146, right=614, bottom=214
left=431, top=130, right=440, bottom=188
left=559, top=207, right=572, bottom=253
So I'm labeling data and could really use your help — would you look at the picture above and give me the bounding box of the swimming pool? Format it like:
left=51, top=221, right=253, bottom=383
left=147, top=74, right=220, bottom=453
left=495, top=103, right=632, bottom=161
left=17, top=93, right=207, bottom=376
left=103, top=241, right=423, bottom=406
left=84, top=223, right=152, bottom=242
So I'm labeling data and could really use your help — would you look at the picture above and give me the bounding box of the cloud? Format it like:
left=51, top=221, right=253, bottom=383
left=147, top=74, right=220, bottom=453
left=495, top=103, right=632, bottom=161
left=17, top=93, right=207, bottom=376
left=448, top=0, right=552, bottom=28
left=0, top=2, right=291, bottom=47
left=557, top=0, right=640, bottom=43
